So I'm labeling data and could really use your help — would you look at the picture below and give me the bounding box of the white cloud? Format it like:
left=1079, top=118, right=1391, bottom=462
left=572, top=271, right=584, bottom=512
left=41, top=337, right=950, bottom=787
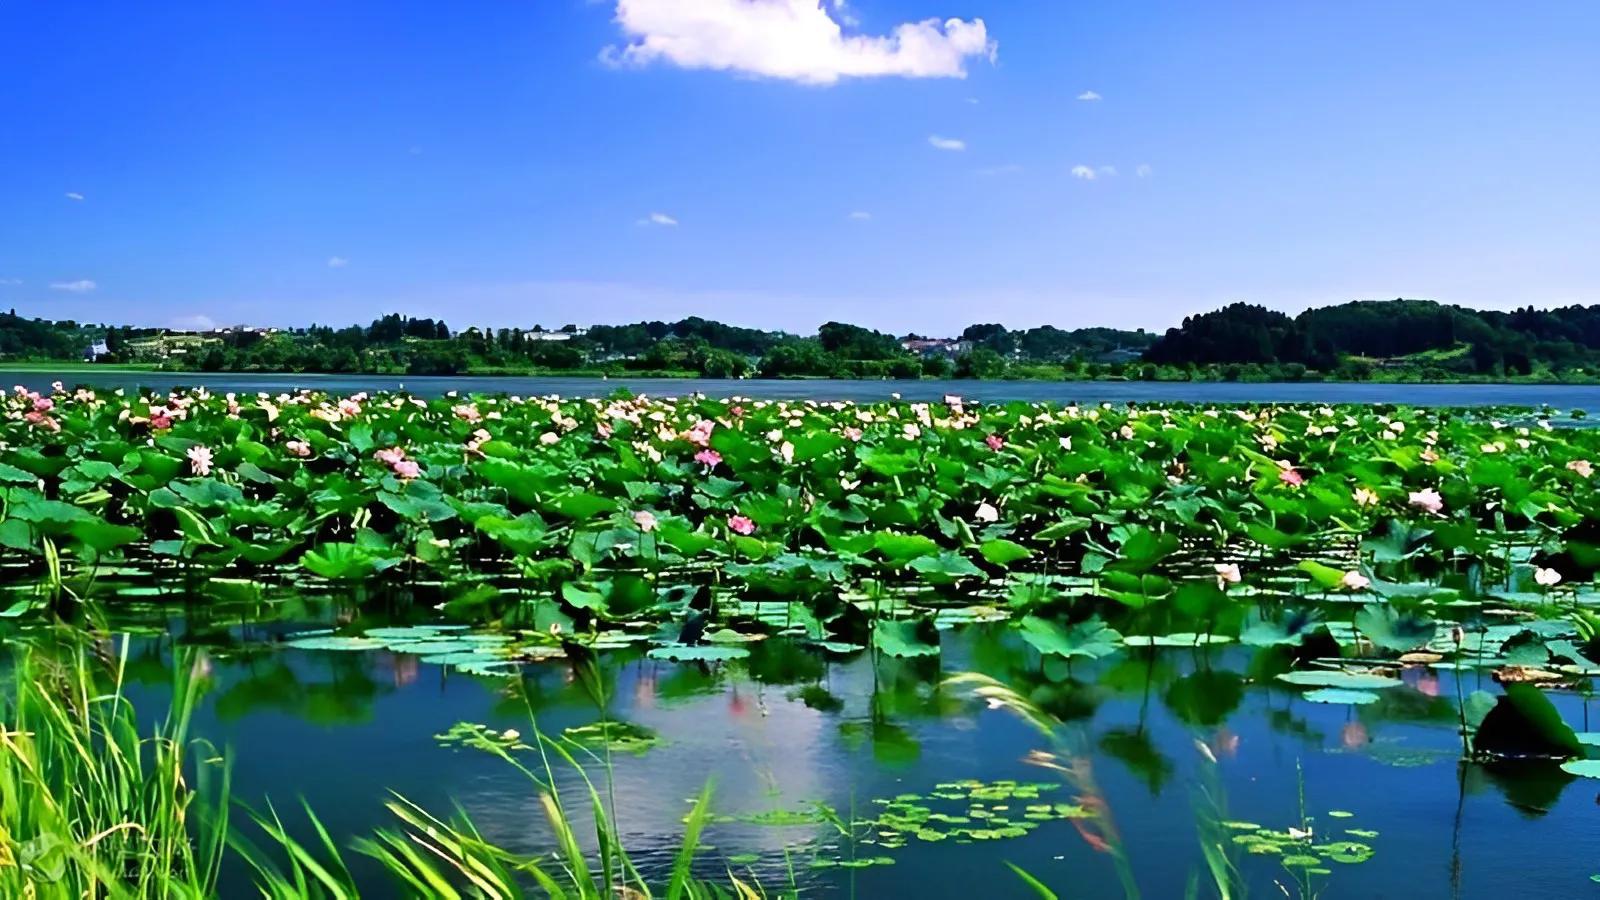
left=928, top=135, right=966, bottom=151
left=327, top=256, right=349, bottom=268
left=638, top=212, right=679, bottom=227
left=65, top=192, right=84, bottom=201
left=50, top=279, right=96, bottom=293
left=603, top=0, right=995, bottom=86
left=976, top=163, right=1023, bottom=176
left=1076, top=90, right=1101, bottom=101
left=1071, top=165, right=1118, bottom=180
left=1136, top=163, right=1153, bottom=177
left=848, top=210, right=872, bottom=220
left=0, top=278, right=21, bottom=286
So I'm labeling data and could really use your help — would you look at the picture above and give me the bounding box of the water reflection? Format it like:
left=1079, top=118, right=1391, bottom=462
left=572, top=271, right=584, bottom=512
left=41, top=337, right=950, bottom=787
left=50, top=620, right=1595, bottom=898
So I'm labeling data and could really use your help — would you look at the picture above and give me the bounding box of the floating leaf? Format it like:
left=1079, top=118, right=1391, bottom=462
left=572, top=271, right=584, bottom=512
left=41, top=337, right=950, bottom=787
left=646, top=645, right=750, bottom=662
left=1016, top=616, right=1121, bottom=660
left=285, top=634, right=386, bottom=652
left=1302, top=688, right=1380, bottom=705
left=1276, top=670, right=1403, bottom=690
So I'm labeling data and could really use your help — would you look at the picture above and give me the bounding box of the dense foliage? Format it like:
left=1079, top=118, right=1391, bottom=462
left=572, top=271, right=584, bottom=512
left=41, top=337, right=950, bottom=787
left=1147, top=299, right=1600, bottom=380
left=7, top=383, right=1600, bottom=661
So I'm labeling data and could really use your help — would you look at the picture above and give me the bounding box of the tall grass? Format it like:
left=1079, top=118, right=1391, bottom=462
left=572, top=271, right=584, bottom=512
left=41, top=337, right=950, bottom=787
left=0, top=636, right=228, bottom=898
left=1, top=640, right=770, bottom=898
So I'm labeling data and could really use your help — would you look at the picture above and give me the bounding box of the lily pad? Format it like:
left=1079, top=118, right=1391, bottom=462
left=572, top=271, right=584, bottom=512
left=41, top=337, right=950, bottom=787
left=647, top=645, right=751, bottom=662
left=1301, top=688, right=1381, bottom=705
left=1276, top=670, right=1403, bottom=690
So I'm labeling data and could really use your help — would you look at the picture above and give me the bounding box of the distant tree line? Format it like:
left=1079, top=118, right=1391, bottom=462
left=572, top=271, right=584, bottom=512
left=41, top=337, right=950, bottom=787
left=1143, top=299, right=1600, bottom=380
left=7, top=298, right=1600, bottom=382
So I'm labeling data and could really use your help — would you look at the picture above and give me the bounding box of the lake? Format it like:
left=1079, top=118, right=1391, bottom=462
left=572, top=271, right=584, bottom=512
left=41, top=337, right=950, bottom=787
left=6, top=368, right=1600, bottom=407
left=98, top=603, right=1594, bottom=899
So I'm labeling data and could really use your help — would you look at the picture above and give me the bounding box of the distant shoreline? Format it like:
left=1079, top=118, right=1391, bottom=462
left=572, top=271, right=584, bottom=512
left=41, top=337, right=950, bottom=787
left=2, top=362, right=1598, bottom=387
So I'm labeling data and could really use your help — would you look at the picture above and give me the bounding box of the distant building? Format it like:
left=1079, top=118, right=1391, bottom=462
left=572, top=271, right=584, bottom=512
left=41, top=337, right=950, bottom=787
left=84, top=340, right=110, bottom=361
left=212, top=325, right=277, bottom=335
left=900, top=337, right=972, bottom=358
left=525, top=327, right=589, bottom=342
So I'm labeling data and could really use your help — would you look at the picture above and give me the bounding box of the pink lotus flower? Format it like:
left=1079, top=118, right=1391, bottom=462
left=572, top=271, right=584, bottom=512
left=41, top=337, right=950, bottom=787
left=685, top=420, right=715, bottom=447
left=24, top=411, right=58, bottom=431
left=33, top=397, right=53, bottom=413
left=985, top=434, right=1004, bottom=451
left=843, top=427, right=863, bottom=442
left=596, top=421, right=613, bottom=439
left=730, top=405, right=745, bottom=418
left=633, top=510, right=658, bottom=533
left=1408, top=488, right=1444, bottom=515
left=728, top=515, right=756, bottom=536
left=393, top=459, right=421, bottom=480
left=1341, top=570, right=1370, bottom=591
left=187, top=445, right=214, bottom=477
left=694, top=448, right=722, bottom=468
left=465, top=428, right=493, bottom=455
left=149, top=408, right=173, bottom=430
left=286, top=440, right=312, bottom=458
left=1214, top=563, right=1241, bottom=590
left=375, top=447, right=407, bottom=466
left=1568, top=459, right=1593, bottom=478
left=1535, top=567, right=1562, bottom=587
left=1278, top=466, right=1304, bottom=487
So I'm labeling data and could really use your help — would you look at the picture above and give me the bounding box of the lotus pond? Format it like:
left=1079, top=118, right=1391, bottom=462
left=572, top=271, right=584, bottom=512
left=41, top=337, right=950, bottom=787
left=5, top=385, right=1600, bottom=897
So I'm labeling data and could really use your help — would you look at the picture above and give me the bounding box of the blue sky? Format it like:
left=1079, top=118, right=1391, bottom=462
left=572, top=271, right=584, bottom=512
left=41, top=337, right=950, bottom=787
left=3, top=1, right=1598, bottom=335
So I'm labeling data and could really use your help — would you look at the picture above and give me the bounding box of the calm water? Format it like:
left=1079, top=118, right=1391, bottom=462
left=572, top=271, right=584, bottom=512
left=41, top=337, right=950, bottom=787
left=8, top=368, right=1600, bottom=407
left=93, top=610, right=1599, bottom=899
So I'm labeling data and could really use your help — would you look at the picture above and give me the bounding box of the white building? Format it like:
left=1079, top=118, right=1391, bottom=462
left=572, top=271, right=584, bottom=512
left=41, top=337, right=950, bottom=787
left=525, top=327, right=589, bottom=342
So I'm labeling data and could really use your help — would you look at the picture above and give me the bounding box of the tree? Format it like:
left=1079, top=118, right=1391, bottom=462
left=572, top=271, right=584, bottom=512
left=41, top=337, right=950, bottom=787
left=954, top=348, right=1007, bottom=378
left=817, top=322, right=897, bottom=359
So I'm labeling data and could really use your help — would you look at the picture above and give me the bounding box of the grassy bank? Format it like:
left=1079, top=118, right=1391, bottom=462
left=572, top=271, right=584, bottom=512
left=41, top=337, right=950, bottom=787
left=0, top=640, right=756, bottom=898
